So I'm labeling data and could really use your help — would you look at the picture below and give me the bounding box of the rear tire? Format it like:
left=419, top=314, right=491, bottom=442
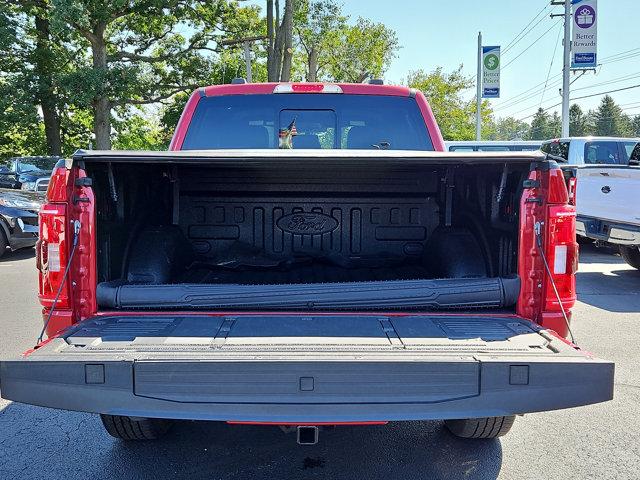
left=100, top=414, right=171, bottom=440
left=445, top=415, right=516, bottom=439
left=620, top=246, right=640, bottom=270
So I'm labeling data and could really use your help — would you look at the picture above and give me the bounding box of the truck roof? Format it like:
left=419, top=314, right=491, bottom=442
left=198, top=82, right=413, bottom=98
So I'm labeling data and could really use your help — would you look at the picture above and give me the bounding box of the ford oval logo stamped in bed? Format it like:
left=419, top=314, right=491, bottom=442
left=277, top=213, right=338, bottom=235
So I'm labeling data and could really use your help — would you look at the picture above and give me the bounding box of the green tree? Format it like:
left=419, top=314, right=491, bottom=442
left=328, top=18, right=398, bottom=82
left=294, top=0, right=346, bottom=81
left=407, top=66, right=492, bottom=141
left=569, top=103, right=590, bottom=137
left=487, top=116, right=530, bottom=140
left=527, top=108, right=560, bottom=140
left=593, top=95, right=632, bottom=136
left=1, top=2, right=67, bottom=157
left=548, top=111, right=562, bottom=138
left=265, top=0, right=294, bottom=81
left=49, top=0, right=239, bottom=149
left=631, top=115, right=640, bottom=137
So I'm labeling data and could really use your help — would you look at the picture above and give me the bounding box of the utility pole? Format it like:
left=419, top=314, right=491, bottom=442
left=552, top=0, right=572, bottom=137
left=476, top=31, right=482, bottom=141
left=220, top=36, right=268, bottom=82
left=561, top=0, right=571, bottom=137
left=243, top=41, right=253, bottom=83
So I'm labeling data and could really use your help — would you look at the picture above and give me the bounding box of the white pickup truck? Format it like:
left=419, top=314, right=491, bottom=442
left=541, top=138, right=640, bottom=268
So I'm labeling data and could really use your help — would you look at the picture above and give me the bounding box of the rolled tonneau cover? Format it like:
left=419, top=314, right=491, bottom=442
left=96, top=277, right=521, bottom=310
left=70, top=148, right=548, bottom=167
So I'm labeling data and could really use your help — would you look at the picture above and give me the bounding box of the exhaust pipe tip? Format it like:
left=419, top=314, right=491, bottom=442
left=297, top=426, right=319, bottom=445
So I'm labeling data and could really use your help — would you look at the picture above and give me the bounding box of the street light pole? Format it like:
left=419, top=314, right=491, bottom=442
left=243, top=41, right=253, bottom=83
left=561, top=0, right=571, bottom=137
left=476, top=31, right=482, bottom=141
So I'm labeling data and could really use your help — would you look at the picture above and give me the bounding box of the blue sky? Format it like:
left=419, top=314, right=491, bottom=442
left=248, top=1, right=640, bottom=121
left=339, top=0, right=640, bottom=121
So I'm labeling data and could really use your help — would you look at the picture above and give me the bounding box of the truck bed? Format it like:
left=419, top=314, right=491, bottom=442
left=0, top=313, right=614, bottom=423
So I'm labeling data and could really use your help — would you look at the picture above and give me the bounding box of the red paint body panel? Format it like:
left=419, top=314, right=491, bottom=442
left=168, top=90, right=201, bottom=151
left=516, top=170, right=545, bottom=321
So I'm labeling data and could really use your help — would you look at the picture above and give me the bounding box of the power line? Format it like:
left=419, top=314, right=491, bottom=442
left=601, top=47, right=640, bottom=62
left=496, top=45, right=640, bottom=112
left=492, top=73, right=562, bottom=110
left=517, top=83, right=640, bottom=122
left=502, top=20, right=562, bottom=70
left=503, top=3, right=552, bottom=55
left=539, top=24, right=563, bottom=109
left=494, top=77, right=562, bottom=112
left=600, top=52, right=640, bottom=66
left=572, top=71, right=640, bottom=92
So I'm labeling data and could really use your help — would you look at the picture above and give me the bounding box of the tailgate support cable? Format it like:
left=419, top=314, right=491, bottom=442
left=36, top=220, right=81, bottom=345
left=534, top=221, right=577, bottom=345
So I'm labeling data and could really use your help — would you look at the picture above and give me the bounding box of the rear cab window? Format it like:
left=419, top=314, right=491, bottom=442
left=584, top=141, right=625, bottom=165
left=541, top=141, right=570, bottom=161
left=182, top=94, right=433, bottom=150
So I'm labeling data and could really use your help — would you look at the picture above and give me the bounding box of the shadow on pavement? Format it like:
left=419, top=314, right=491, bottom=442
left=0, top=403, right=503, bottom=480
left=0, top=247, right=35, bottom=262
left=577, top=244, right=622, bottom=264
left=577, top=267, right=640, bottom=312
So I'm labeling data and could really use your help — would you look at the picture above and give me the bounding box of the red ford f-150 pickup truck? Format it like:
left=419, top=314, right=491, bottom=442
left=0, top=82, right=613, bottom=444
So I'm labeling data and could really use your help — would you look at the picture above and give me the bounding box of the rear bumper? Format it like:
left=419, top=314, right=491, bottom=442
left=577, top=215, right=640, bottom=246
left=0, top=351, right=614, bottom=423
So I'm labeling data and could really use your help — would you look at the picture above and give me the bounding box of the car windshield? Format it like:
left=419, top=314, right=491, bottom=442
left=182, top=94, right=433, bottom=150
left=18, top=157, right=57, bottom=172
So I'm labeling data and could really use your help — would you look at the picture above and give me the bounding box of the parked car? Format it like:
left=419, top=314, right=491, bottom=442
left=0, top=82, right=613, bottom=447
left=540, top=137, right=640, bottom=166
left=446, top=140, right=542, bottom=152
left=0, top=188, right=44, bottom=258
left=0, top=156, right=59, bottom=192
left=572, top=141, right=640, bottom=268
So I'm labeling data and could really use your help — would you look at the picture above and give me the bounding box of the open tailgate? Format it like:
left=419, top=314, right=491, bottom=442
left=0, top=313, right=613, bottom=422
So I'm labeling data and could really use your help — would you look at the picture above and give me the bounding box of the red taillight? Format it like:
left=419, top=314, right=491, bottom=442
left=273, top=83, right=343, bottom=93
left=547, top=167, right=569, bottom=204
left=544, top=204, right=578, bottom=312
left=38, top=203, right=70, bottom=309
left=46, top=164, right=69, bottom=202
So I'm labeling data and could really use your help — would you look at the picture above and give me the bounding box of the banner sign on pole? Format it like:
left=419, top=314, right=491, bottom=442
left=572, top=0, right=597, bottom=68
left=482, top=46, right=500, bottom=98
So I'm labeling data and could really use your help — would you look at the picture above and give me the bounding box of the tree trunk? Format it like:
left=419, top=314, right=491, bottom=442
left=280, top=0, right=293, bottom=81
left=90, top=24, right=111, bottom=150
left=272, top=0, right=283, bottom=81
left=266, top=0, right=277, bottom=81
left=307, top=48, right=319, bottom=82
left=34, top=14, right=62, bottom=156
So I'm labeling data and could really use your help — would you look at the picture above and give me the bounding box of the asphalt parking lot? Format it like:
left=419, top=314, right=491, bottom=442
left=0, top=244, right=638, bottom=480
